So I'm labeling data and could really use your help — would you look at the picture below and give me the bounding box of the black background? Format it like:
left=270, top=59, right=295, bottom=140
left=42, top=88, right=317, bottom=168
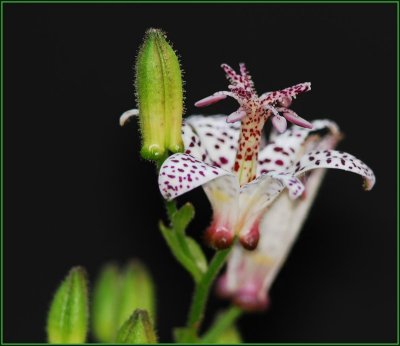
left=4, top=3, right=397, bottom=343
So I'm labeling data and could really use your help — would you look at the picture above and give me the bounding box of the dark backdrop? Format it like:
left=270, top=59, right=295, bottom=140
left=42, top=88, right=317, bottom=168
left=4, top=3, right=397, bottom=343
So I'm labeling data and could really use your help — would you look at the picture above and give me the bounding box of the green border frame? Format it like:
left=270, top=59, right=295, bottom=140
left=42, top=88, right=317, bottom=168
left=0, top=0, right=398, bottom=344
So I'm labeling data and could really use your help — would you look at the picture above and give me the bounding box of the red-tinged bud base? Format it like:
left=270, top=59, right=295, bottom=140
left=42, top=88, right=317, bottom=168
left=204, top=224, right=234, bottom=250
left=239, top=221, right=260, bottom=250
left=233, top=284, right=270, bottom=312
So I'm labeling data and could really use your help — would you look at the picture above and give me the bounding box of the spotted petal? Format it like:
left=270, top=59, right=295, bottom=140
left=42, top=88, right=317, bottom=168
left=181, top=121, right=209, bottom=162
left=293, top=149, right=376, bottom=190
left=257, top=119, right=340, bottom=176
left=236, top=171, right=304, bottom=249
left=158, top=153, right=237, bottom=200
left=183, top=115, right=240, bottom=171
left=242, top=171, right=304, bottom=205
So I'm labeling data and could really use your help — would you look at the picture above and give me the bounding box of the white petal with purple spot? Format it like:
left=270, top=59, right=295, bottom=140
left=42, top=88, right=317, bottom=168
left=184, top=115, right=240, bottom=171
left=158, top=153, right=235, bottom=200
left=293, top=149, right=376, bottom=190
left=181, top=122, right=209, bottom=162
left=257, top=119, right=340, bottom=176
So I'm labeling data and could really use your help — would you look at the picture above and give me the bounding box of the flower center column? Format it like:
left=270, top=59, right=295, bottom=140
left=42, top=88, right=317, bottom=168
left=234, top=103, right=266, bottom=186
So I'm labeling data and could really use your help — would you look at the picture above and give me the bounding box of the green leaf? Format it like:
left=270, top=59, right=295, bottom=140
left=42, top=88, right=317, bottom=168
left=185, top=236, right=207, bottom=273
left=91, top=263, right=121, bottom=342
left=116, top=309, right=157, bottom=344
left=159, top=202, right=207, bottom=283
left=172, top=202, right=195, bottom=234
left=159, top=221, right=203, bottom=283
left=47, top=266, right=88, bottom=343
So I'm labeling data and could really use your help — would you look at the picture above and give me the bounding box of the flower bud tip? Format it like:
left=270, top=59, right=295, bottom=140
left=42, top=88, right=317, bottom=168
left=116, top=309, right=157, bottom=343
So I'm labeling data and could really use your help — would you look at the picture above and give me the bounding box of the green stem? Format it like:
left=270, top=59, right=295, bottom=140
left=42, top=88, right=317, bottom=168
left=201, top=305, right=242, bottom=343
left=165, top=200, right=177, bottom=221
left=186, top=247, right=232, bottom=333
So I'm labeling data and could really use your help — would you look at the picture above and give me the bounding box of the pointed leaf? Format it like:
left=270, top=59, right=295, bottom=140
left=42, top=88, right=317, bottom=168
left=172, top=202, right=195, bottom=235
left=159, top=221, right=203, bottom=282
left=185, top=236, right=208, bottom=273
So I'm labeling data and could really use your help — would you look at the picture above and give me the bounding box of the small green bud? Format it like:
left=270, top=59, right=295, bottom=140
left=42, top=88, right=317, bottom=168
left=116, top=309, right=157, bottom=344
left=91, top=263, right=120, bottom=342
left=117, top=261, right=156, bottom=327
left=135, top=28, right=184, bottom=161
left=46, top=266, right=88, bottom=344
left=214, top=325, right=242, bottom=344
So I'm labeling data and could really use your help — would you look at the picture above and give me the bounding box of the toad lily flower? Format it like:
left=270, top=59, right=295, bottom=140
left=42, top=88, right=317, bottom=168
left=216, top=119, right=375, bottom=311
left=158, top=64, right=375, bottom=251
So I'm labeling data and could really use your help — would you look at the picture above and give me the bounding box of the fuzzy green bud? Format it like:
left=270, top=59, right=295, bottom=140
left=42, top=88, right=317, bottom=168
left=46, top=266, right=89, bottom=344
left=91, top=261, right=156, bottom=342
left=117, top=261, right=156, bottom=327
left=116, top=309, right=157, bottom=343
left=135, top=28, right=184, bottom=161
left=91, top=263, right=120, bottom=342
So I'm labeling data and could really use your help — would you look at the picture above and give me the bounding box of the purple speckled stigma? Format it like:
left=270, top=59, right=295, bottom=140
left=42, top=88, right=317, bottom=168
left=195, top=63, right=312, bottom=186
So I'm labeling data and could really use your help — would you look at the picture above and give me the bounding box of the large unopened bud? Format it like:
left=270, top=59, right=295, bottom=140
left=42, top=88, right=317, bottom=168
left=135, top=28, right=184, bottom=160
left=46, top=266, right=89, bottom=343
